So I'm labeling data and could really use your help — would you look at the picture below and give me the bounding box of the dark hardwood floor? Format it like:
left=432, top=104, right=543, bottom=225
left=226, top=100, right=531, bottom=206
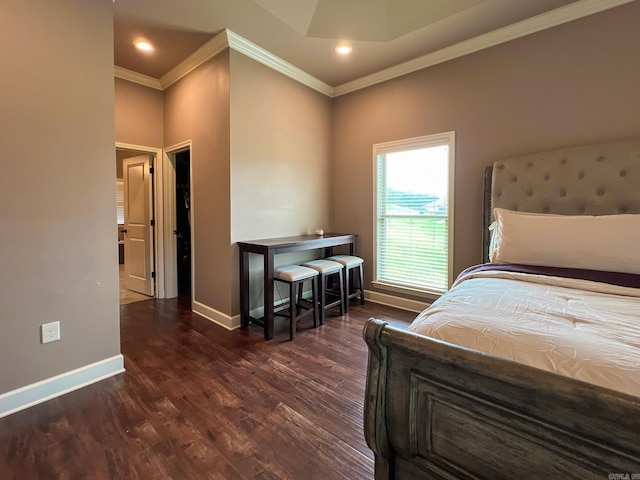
left=0, top=296, right=415, bottom=479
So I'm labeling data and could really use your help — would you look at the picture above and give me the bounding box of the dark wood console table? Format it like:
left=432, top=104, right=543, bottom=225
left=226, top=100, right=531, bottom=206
left=238, top=233, right=357, bottom=340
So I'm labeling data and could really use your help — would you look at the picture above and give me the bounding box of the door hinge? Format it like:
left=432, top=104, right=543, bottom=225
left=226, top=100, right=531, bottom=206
left=151, top=271, right=156, bottom=279
left=150, top=219, right=155, bottom=226
left=149, top=166, right=154, bottom=174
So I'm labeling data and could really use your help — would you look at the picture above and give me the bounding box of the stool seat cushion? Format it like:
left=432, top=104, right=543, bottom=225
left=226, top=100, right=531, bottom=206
left=275, top=265, right=319, bottom=282
left=326, top=255, right=364, bottom=268
left=303, top=259, right=343, bottom=274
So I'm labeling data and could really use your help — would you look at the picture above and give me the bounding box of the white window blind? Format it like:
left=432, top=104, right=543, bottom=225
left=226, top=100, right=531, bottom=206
left=374, top=133, right=454, bottom=295
left=116, top=181, right=125, bottom=225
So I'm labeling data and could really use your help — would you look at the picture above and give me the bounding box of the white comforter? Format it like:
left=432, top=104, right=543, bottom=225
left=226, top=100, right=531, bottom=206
left=408, top=269, right=640, bottom=398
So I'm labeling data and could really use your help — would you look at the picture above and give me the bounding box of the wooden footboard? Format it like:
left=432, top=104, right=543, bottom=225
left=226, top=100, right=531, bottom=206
left=363, top=318, right=640, bottom=479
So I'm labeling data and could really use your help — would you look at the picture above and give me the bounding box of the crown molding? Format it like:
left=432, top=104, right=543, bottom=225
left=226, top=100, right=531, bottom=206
left=114, top=66, right=162, bottom=90
left=225, top=30, right=334, bottom=97
left=159, top=30, right=230, bottom=89
left=114, top=0, right=634, bottom=97
left=116, top=28, right=333, bottom=97
left=332, top=0, right=636, bottom=96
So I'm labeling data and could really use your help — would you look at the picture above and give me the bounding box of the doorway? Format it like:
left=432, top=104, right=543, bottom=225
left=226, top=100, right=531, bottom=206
left=114, top=140, right=193, bottom=304
left=116, top=147, right=155, bottom=305
left=161, top=141, right=194, bottom=303
left=175, top=150, right=191, bottom=297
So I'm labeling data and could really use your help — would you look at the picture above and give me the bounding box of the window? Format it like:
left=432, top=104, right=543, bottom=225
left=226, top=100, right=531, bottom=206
left=116, top=180, right=125, bottom=225
left=374, top=132, right=454, bottom=296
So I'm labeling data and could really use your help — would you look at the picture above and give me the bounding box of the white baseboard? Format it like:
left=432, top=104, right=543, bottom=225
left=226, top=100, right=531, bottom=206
left=0, top=355, right=125, bottom=418
left=249, top=293, right=300, bottom=320
left=193, top=290, right=426, bottom=332
left=365, top=289, right=431, bottom=313
left=192, top=300, right=241, bottom=330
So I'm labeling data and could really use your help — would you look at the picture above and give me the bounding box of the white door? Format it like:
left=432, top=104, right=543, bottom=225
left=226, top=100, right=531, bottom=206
left=123, top=155, right=154, bottom=296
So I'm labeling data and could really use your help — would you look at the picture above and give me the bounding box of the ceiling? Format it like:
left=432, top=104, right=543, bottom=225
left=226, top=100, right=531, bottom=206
left=113, top=0, right=619, bottom=89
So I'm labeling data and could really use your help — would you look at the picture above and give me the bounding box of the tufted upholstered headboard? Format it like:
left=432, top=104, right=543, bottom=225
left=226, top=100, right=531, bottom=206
left=482, top=138, right=640, bottom=261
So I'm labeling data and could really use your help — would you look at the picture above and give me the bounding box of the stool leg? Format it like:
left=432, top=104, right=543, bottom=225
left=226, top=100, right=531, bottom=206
left=311, top=277, right=319, bottom=328
left=289, top=281, right=296, bottom=341
left=337, top=269, right=345, bottom=315
left=296, top=281, right=304, bottom=316
left=343, top=266, right=350, bottom=313
left=358, top=264, right=365, bottom=305
left=318, top=274, right=326, bottom=325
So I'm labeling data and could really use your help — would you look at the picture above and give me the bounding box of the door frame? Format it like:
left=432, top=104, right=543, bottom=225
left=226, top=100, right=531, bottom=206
left=116, top=142, right=165, bottom=298
left=122, top=154, right=154, bottom=296
left=116, top=140, right=194, bottom=301
left=163, top=140, right=194, bottom=303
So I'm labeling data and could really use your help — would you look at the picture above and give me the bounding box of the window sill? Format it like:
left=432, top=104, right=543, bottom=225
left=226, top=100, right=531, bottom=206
left=372, top=281, right=444, bottom=302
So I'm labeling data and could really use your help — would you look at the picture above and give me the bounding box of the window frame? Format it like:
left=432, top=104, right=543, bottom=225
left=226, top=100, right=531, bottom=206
left=116, top=179, right=125, bottom=225
left=372, top=131, right=455, bottom=298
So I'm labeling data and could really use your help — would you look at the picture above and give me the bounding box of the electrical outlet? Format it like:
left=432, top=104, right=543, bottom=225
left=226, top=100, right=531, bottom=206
left=41, top=321, right=60, bottom=344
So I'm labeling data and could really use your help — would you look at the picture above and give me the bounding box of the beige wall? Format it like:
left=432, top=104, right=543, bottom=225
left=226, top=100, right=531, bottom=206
left=332, top=1, right=640, bottom=298
left=114, top=51, right=333, bottom=317
left=230, top=52, right=332, bottom=242
left=114, top=78, right=164, bottom=148
left=229, top=51, right=333, bottom=312
left=164, top=50, right=232, bottom=313
left=0, top=0, right=119, bottom=392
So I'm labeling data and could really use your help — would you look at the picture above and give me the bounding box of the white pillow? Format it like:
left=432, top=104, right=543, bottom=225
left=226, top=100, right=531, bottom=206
left=489, top=208, right=640, bottom=275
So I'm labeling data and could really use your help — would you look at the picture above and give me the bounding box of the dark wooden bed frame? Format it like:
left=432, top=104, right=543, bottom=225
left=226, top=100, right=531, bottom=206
left=364, top=139, right=640, bottom=478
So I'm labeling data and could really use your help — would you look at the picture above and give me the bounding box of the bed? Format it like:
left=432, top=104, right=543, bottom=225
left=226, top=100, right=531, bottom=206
left=363, top=138, right=640, bottom=479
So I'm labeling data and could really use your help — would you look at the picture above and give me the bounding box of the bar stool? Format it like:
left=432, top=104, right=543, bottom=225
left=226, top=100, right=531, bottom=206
left=274, top=265, right=319, bottom=340
left=325, top=255, right=365, bottom=313
left=303, top=259, right=345, bottom=325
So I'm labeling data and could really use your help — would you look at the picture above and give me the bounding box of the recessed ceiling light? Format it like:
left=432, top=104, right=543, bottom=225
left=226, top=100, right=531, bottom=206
left=335, top=43, right=353, bottom=55
left=134, top=40, right=153, bottom=52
